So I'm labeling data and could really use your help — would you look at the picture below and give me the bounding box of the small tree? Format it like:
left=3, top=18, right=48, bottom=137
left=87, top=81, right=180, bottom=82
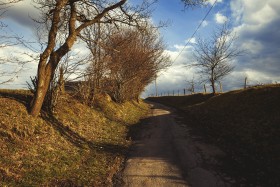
left=192, top=24, right=243, bottom=94
left=186, top=75, right=196, bottom=94
left=105, top=27, right=169, bottom=102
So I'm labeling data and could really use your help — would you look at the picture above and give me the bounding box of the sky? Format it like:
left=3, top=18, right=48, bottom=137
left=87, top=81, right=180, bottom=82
left=1, top=0, right=280, bottom=98
left=144, top=0, right=280, bottom=97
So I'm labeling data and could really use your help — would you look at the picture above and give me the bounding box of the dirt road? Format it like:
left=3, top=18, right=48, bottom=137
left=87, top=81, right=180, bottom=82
left=122, top=103, right=232, bottom=187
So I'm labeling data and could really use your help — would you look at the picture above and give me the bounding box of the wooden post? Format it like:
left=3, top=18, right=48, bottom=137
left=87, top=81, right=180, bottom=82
left=244, top=77, right=247, bottom=89
left=204, top=84, right=207, bottom=94
left=219, top=82, right=223, bottom=93
left=184, top=89, right=186, bottom=95
left=173, top=90, right=174, bottom=96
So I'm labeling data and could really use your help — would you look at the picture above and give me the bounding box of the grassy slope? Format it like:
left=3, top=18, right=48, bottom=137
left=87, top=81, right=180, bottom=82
left=0, top=90, right=149, bottom=186
left=147, top=85, right=280, bottom=186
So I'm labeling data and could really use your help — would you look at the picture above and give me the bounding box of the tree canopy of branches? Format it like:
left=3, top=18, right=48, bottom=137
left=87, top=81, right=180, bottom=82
left=79, top=26, right=169, bottom=104
left=192, top=24, right=243, bottom=94
left=81, top=23, right=110, bottom=97
left=103, top=27, right=169, bottom=103
left=29, top=0, right=154, bottom=117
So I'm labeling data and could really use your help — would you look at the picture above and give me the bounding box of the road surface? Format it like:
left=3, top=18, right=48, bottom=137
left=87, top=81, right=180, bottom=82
left=122, top=103, right=232, bottom=187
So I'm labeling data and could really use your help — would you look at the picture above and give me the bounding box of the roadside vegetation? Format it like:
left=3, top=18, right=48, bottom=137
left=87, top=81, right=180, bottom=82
left=0, top=89, right=149, bottom=186
left=148, top=84, right=280, bottom=186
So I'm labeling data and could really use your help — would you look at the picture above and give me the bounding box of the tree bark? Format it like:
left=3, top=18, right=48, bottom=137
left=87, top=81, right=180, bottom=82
left=211, top=82, right=216, bottom=94
left=30, top=60, right=56, bottom=116
left=211, top=79, right=216, bottom=94
left=30, top=47, right=74, bottom=117
left=211, top=69, right=216, bottom=94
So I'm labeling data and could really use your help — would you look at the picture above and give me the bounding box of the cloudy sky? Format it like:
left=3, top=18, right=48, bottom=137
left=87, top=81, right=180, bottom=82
left=1, top=0, right=280, bottom=98
left=144, top=0, right=280, bottom=97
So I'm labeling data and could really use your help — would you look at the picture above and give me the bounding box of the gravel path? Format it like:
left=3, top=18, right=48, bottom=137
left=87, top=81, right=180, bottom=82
left=122, top=102, right=233, bottom=187
left=122, top=105, right=189, bottom=186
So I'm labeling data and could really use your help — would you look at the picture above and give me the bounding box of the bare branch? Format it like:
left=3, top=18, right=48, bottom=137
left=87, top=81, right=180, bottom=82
left=191, top=23, right=244, bottom=94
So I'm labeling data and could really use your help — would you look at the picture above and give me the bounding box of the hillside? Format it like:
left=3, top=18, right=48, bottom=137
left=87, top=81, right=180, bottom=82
left=0, top=90, right=149, bottom=186
left=147, top=84, right=280, bottom=186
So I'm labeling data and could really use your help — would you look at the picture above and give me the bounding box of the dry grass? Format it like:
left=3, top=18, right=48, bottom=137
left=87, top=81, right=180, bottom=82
left=148, top=84, right=280, bottom=186
left=0, top=90, right=149, bottom=186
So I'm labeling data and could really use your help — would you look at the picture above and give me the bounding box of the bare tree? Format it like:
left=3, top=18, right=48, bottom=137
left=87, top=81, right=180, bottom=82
left=192, top=24, right=243, bottom=94
left=29, top=0, right=155, bottom=117
left=104, top=27, right=169, bottom=103
left=186, top=75, right=197, bottom=94
left=81, top=23, right=111, bottom=95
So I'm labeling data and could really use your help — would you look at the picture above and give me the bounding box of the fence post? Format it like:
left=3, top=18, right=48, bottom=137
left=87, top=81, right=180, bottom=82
left=244, top=77, right=247, bottom=89
left=219, top=82, right=223, bottom=93
left=184, top=89, right=186, bottom=95
left=173, top=90, right=174, bottom=96
left=204, top=84, right=207, bottom=94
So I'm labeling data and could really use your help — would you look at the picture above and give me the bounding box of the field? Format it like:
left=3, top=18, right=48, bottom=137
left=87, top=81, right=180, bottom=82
left=148, top=84, right=280, bottom=186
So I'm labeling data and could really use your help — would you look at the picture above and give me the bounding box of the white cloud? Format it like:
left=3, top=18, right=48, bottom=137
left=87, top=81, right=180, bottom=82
left=170, top=44, right=194, bottom=65
left=142, top=41, right=197, bottom=97
left=224, top=0, right=280, bottom=91
left=230, top=1, right=280, bottom=56
left=185, top=37, right=196, bottom=44
left=201, top=20, right=208, bottom=27
left=0, top=44, right=38, bottom=88
left=215, top=12, right=228, bottom=24
left=240, top=39, right=263, bottom=54
left=230, top=0, right=280, bottom=26
left=3, top=0, right=40, bottom=28
left=207, top=0, right=223, bottom=5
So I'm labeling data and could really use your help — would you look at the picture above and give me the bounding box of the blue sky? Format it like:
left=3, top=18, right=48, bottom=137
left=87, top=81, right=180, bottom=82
left=1, top=0, right=280, bottom=97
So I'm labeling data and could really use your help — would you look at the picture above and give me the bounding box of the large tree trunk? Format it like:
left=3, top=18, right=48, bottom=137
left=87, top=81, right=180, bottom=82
left=30, top=61, right=55, bottom=117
